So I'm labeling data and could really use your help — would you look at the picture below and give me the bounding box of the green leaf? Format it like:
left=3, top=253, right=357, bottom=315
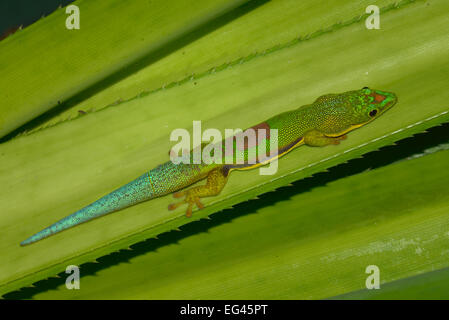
left=1, top=0, right=448, bottom=296
left=0, top=0, right=249, bottom=138
left=22, top=143, right=449, bottom=299
left=333, top=267, right=449, bottom=300
left=27, top=0, right=399, bottom=134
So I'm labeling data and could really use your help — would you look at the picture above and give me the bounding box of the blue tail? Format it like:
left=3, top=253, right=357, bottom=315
left=20, top=173, right=154, bottom=246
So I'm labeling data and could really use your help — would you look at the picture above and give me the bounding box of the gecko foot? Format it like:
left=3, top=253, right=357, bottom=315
left=168, top=191, right=204, bottom=217
left=168, top=168, right=227, bottom=217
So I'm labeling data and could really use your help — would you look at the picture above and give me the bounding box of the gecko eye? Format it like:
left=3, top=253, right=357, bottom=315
left=369, top=109, right=378, bottom=117
left=363, top=86, right=369, bottom=89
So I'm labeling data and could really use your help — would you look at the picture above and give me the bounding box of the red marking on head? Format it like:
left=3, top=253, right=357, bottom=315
left=373, top=93, right=386, bottom=103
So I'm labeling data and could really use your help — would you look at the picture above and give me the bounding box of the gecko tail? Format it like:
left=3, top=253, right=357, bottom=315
left=20, top=172, right=155, bottom=246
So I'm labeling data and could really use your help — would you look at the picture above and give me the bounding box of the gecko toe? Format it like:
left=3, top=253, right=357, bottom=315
left=173, top=191, right=185, bottom=198
left=185, top=203, right=193, bottom=217
left=194, top=198, right=204, bottom=209
left=168, top=202, right=184, bottom=211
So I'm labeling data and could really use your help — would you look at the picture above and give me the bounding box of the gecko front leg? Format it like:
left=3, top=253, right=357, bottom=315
left=303, top=129, right=347, bottom=147
left=168, top=167, right=229, bottom=217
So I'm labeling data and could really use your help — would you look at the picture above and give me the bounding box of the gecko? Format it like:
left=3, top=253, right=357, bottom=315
left=20, top=87, right=397, bottom=246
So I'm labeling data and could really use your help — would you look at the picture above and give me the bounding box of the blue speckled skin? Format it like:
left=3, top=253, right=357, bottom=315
left=20, top=161, right=207, bottom=245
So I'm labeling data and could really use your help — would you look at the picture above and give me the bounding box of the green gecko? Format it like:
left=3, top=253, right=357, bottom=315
left=21, top=87, right=397, bottom=246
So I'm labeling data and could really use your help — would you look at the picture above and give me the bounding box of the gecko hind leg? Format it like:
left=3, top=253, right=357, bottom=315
left=168, top=167, right=229, bottom=217
left=303, top=129, right=347, bottom=147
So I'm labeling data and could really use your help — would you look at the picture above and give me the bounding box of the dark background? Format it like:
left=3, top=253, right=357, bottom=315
left=0, top=0, right=74, bottom=40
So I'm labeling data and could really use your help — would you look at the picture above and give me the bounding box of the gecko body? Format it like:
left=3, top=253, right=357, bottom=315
left=21, top=88, right=397, bottom=245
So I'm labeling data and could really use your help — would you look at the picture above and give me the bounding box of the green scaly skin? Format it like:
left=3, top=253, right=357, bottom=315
left=21, top=87, right=397, bottom=246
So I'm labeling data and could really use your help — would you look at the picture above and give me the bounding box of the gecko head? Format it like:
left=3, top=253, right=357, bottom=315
left=352, top=87, right=397, bottom=124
